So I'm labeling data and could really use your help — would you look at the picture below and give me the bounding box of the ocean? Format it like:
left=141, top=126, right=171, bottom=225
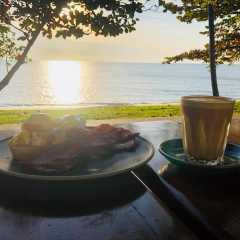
left=0, top=61, right=239, bottom=106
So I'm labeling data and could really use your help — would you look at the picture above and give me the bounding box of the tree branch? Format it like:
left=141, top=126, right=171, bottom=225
left=0, top=1, right=66, bottom=92
left=8, top=22, right=30, bottom=41
left=0, top=22, right=45, bottom=91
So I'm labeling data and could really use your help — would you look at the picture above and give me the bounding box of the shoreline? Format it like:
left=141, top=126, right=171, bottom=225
left=0, top=102, right=180, bottom=110
left=1, top=98, right=239, bottom=110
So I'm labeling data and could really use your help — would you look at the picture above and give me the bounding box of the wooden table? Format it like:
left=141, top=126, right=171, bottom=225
left=0, top=120, right=229, bottom=240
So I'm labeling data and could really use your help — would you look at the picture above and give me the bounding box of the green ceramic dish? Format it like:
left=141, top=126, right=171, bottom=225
left=159, top=138, right=240, bottom=174
left=0, top=136, right=154, bottom=181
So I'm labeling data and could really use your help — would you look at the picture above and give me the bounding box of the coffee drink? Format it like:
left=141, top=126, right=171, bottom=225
left=181, top=96, right=235, bottom=163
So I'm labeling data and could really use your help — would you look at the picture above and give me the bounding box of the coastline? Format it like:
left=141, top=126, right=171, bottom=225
left=0, top=102, right=180, bottom=110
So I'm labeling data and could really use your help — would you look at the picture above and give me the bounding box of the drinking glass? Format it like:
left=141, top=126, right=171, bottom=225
left=181, top=95, right=235, bottom=165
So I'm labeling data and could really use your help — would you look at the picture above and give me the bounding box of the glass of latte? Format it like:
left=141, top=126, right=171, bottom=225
left=181, top=95, right=235, bottom=165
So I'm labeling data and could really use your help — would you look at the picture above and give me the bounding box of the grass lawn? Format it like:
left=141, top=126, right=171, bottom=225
left=0, top=101, right=239, bottom=125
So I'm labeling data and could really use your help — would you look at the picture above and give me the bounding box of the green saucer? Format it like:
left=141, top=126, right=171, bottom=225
left=159, top=138, right=240, bottom=174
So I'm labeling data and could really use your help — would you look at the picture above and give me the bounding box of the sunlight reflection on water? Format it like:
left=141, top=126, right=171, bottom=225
left=48, top=61, right=82, bottom=104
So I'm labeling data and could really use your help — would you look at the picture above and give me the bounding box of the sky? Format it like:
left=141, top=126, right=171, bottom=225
left=30, top=10, right=207, bottom=63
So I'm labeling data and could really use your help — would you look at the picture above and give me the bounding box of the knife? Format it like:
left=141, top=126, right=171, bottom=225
left=132, top=165, right=234, bottom=240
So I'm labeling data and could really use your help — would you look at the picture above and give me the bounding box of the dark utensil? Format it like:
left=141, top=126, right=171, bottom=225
left=132, top=165, right=234, bottom=240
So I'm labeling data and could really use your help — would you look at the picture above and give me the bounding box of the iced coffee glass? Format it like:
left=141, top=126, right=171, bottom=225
left=181, top=95, right=235, bottom=165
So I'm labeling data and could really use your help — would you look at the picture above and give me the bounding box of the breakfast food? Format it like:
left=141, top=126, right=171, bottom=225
left=9, top=114, right=139, bottom=174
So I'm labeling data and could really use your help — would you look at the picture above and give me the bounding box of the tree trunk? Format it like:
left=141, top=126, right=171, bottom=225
left=0, top=24, right=44, bottom=91
left=208, top=4, right=219, bottom=97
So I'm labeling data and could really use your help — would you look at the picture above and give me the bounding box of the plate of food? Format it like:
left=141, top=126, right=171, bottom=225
left=0, top=114, right=154, bottom=181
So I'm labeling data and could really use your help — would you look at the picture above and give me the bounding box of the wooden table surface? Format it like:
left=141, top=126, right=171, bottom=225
left=0, top=120, right=223, bottom=240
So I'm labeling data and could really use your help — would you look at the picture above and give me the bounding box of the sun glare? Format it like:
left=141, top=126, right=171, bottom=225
left=48, top=61, right=82, bottom=104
